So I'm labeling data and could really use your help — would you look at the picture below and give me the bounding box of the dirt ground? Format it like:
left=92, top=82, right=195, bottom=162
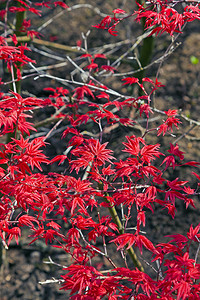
left=0, top=1, right=200, bottom=299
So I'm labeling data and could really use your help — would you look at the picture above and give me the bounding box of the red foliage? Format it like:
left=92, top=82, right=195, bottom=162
left=0, top=0, right=199, bottom=299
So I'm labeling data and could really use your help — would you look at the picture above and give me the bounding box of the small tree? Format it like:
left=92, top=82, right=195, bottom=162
left=0, top=0, right=200, bottom=299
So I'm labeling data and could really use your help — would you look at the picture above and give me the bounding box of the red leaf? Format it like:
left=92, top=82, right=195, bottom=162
left=122, top=77, right=139, bottom=85
left=49, top=155, right=67, bottom=165
left=18, top=215, right=39, bottom=227
left=70, top=139, right=114, bottom=172
left=187, top=224, right=200, bottom=242
left=54, top=1, right=69, bottom=9
left=94, top=53, right=107, bottom=59
left=7, top=227, right=21, bottom=245
left=111, top=233, right=137, bottom=250
left=100, top=65, right=117, bottom=73
left=46, top=221, right=61, bottom=230
left=113, top=9, right=126, bottom=15
left=167, top=234, right=188, bottom=244
left=136, top=234, right=155, bottom=253
left=73, top=85, right=95, bottom=100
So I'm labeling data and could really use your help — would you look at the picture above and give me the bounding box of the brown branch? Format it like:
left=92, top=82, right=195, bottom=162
left=6, top=36, right=82, bottom=53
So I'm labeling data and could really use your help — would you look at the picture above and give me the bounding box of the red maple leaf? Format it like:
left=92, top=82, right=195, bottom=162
left=70, top=139, right=114, bottom=172
left=122, top=77, right=139, bottom=85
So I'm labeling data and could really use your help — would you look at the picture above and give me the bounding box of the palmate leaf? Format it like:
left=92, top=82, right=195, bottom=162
left=73, top=85, right=95, bottom=100
left=11, top=135, right=49, bottom=172
left=111, top=233, right=155, bottom=254
left=122, top=77, right=139, bottom=85
left=70, top=139, right=114, bottom=173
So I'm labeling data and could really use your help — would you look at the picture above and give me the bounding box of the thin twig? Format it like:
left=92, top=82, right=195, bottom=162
left=39, top=278, right=65, bottom=285
left=37, top=4, right=107, bottom=32
left=33, top=73, right=123, bottom=97
left=44, top=256, right=67, bottom=268
left=77, top=228, right=118, bottom=269
left=173, top=124, right=196, bottom=144
left=23, top=61, right=68, bottom=73
left=111, top=42, right=181, bottom=77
